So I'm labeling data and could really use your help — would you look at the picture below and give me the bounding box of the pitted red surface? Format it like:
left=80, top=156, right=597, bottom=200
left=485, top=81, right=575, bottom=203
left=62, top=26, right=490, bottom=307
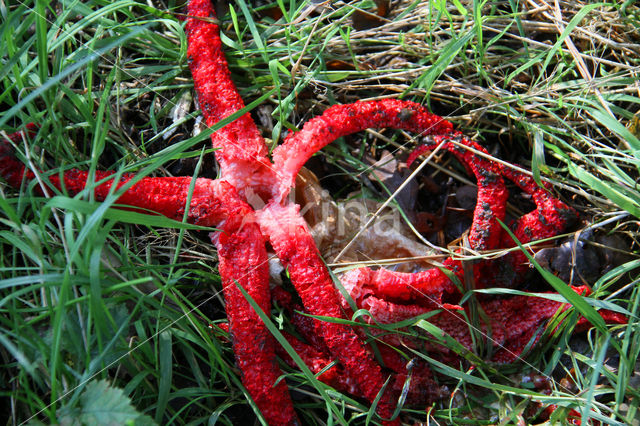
left=0, top=1, right=627, bottom=424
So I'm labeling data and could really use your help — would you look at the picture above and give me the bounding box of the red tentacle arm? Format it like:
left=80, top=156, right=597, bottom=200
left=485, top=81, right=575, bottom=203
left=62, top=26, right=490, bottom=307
left=273, top=99, right=454, bottom=198
left=1, top=140, right=238, bottom=226
left=186, top=0, right=275, bottom=197
left=339, top=264, right=459, bottom=307
left=0, top=126, right=39, bottom=189
left=351, top=286, right=626, bottom=364
left=407, top=133, right=508, bottom=251
left=500, top=165, right=578, bottom=244
left=485, top=165, right=578, bottom=286
left=257, top=201, right=400, bottom=425
left=276, top=330, right=358, bottom=394
left=375, top=346, right=443, bottom=405
left=215, top=220, right=299, bottom=426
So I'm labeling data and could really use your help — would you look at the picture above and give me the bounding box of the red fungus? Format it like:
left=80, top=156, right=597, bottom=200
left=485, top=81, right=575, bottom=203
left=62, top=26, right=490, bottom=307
left=0, top=0, right=629, bottom=423
left=186, top=0, right=267, bottom=165
left=186, top=0, right=276, bottom=198
left=257, top=201, right=400, bottom=424
left=273, top=100, right=454, bottom=198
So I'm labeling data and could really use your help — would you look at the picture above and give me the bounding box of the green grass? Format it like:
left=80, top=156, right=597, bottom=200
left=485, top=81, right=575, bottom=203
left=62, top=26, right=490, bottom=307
left=1, top=0, right=639, bottom=424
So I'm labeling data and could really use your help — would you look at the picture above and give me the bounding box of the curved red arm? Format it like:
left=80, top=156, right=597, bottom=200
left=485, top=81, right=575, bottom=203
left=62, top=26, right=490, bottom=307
left=186, top=0, right=276, bottom=198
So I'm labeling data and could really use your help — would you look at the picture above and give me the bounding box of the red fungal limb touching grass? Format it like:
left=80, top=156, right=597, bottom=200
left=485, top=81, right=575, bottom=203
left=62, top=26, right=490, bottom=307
left=186, top=0, right=267, bottom=163
left=256, top=202, right=401, bottom=424
left=0, top=135, right=242, bottom=228
left=186, top=0, right=276, bottom=198
left=352, top=285, right=625, bottom=365
left=0, top=0, right=630, bottom=424
left=0, top=124, right=38, bottom=188
left=215, top=220, right=299, bottom=426
left=0, top=130, right=298, bottom=425
left=275, top=330, right=356, bottom=394
left=273, top=100, right=455, bottom=198
left=406, top=133, right=508, bottom=252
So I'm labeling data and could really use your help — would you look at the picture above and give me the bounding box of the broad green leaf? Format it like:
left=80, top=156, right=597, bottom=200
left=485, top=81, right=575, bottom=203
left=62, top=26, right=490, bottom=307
left=59, top=380, right=155, bottom=426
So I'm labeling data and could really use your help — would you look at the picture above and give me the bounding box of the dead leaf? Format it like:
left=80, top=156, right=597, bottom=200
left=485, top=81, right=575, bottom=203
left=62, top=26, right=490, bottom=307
left=352, top=0, right=390, bottom=30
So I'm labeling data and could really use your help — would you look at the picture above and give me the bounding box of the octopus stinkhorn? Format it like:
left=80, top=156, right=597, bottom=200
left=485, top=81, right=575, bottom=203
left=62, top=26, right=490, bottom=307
left=0, top=1, right=627, bottom=424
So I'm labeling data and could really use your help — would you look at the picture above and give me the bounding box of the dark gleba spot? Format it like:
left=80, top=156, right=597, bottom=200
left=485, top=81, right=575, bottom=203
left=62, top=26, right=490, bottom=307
left=538, top=213, right=548, bottom=226
left=451, top=143, right=465, bottom=154
left=524, top=226, right=533, bottom=238
left=474, top=226, right=491, bottom=239
left=397, top=108, right=414, bottom=122
left=556, top=205, right=578, bottom=227
left=478, top=168, right=499, bottom=183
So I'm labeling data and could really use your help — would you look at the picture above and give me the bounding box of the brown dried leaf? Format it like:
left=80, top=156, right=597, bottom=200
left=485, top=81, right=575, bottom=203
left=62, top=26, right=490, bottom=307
left=294, top=167, right=432, bottom=272
left=352, top=0, right=390, bottom=31
left=326, top=59, right=375, bottom=71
